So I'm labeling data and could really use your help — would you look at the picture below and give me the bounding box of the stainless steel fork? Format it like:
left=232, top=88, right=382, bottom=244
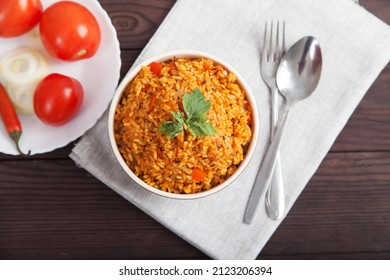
left=262, top=21, right=286, bottom=220
left=244, top=21, right=286, bottom=223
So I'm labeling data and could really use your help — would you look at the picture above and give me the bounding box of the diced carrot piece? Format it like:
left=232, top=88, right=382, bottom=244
left=143, top=84, right=151, bottom=93
left=191, top=168, right=206, bottom=182
left=149, top=61, right=162, bottom=75
left=168, top=62, right=177, bottom=72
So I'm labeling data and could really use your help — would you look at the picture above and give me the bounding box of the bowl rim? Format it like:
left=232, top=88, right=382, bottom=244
left=108, top=49, right=259, bottom=199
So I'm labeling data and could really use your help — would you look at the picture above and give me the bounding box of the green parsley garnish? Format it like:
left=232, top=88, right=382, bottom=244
left=158, top=88, right=217, bottom=139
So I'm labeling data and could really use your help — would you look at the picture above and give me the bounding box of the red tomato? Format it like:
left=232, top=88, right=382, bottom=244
left=149, top=62, right=162, bottom=75
left=0, top=0, right=43, bottom=37
left=39, top=1, right=101, bottom=61
left=34, top=73, right=84, bottom=126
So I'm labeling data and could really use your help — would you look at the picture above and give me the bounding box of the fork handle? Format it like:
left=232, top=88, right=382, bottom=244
left=266, top=88, right=285, bottom=220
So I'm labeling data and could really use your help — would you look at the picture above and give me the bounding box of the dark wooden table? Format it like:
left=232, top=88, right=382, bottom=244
left=0, top=0, right=389, bottom=260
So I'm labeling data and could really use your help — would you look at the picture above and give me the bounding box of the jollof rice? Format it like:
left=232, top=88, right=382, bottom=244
left=114, top=57, right=253, bottom=194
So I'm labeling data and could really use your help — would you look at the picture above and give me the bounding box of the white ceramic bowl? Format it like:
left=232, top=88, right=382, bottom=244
left=108, top=50, right=259, bottom=199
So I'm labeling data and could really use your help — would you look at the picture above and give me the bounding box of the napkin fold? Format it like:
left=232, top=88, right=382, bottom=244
left=70, top=0, right=390, bottom=259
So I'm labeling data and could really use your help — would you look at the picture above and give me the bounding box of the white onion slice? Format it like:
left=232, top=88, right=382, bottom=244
left=4, top=82, right=37, bottom=115
left=0, top=48, right=49, bottom=115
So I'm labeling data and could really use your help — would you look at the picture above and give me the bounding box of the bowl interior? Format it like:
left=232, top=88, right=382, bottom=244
left=108, top=50, right=259, bottom=199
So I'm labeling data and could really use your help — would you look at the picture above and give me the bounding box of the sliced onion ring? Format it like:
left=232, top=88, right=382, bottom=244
left=4, top=82, right=37, bottom=115
left=0, top=48, right=49, bottom=115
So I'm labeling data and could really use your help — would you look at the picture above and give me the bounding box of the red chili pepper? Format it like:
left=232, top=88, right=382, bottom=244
left=0, top=83, right=30, bottom=156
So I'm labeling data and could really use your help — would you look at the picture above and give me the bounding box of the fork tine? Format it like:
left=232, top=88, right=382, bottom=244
left=269, top=21, right=273, bottom=61
left=262, top=21, right=268, bottom=59
left=262, top=20, right=285, bottom=63
left=281, top=20, right=286, bottom=56
left=275, top=21, right=280, bottom=60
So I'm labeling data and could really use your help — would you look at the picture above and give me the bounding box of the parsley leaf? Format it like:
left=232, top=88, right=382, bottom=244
left=158, top=121, right=183, bottom=139
left=158, top=88, right=217, bottom=138
left=171, top=111, right=185, bottom=125
left=183, top=88, right=211, bottom=120
left=187, top=119, right=217, bottom=137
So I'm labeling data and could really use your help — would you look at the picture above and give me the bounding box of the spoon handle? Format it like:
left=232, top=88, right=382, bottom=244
left=244, top=108, right=291, bottom=224
left=266, top=151, right=285, bottom=220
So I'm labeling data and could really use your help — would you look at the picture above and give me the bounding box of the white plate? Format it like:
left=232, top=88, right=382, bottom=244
left=0, top=0, right=121, bottom=155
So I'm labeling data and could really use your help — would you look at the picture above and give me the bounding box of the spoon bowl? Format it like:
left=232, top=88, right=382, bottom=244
left=244, top=36, right=322, bottom=224
left=277, top=36, right=322, bottom=105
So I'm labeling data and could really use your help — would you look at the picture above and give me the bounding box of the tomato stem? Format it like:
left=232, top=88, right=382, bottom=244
left=9, top=131, right=31, bottom=156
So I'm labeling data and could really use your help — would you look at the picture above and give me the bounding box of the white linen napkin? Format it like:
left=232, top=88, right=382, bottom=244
left=70, top=0, right=390, bottom=259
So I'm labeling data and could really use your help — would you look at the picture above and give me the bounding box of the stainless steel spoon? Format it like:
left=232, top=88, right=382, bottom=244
left=244, top=36, right=322, bottom=224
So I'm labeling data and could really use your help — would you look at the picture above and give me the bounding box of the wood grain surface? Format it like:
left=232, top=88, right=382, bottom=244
left=0, top=0, right=389, bottom=260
